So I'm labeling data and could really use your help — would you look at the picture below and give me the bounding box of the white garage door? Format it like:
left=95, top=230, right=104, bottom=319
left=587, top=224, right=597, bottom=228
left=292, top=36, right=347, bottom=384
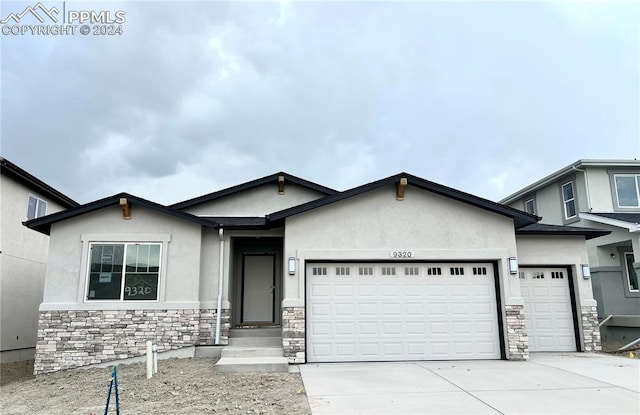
left=520, top=268, right=576, bottom=352
left=306, top=262, right=501, bottom=362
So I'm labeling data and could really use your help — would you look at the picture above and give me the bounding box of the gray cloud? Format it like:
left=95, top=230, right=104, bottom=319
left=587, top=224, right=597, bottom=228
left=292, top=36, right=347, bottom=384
left=2, top=1, right=638, bottom=204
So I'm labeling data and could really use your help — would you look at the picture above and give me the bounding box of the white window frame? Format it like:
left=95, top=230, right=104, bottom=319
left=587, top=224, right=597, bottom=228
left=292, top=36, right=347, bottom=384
left=561, top=181, right=576, bottom=219
left=524, top=198, right=535, bottom=215
left=614, top=174, right=640, bottom=208
left=624, top=252, right=639, bottom=292
left=84, top=241, right=163, bottom=302
left=27, top=194, right=47, bottom=220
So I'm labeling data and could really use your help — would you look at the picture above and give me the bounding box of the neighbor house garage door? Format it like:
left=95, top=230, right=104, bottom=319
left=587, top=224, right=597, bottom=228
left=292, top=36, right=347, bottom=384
left=520, top=267, right=576, bottom=352
left=306, top=262, right=501, bottom=362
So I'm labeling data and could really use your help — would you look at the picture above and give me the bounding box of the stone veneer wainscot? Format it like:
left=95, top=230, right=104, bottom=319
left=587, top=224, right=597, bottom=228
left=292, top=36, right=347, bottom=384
left=282, top=306, right=305, bottom=363
left=580, top=306, right=602, bottom=352
left=505, top=304, right=529, bottom=360
left=34, top=308, right=231, bottom=375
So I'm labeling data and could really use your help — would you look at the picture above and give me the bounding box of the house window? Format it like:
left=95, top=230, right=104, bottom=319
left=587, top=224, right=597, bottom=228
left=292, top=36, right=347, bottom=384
left=561, top=181, right=576, bottom=219
left=614, top=174, right=640, bottom=208
left=27, top=195, right=47, bottom=220
left=624, top=253, right=639, bottom=292
left=524, top=198, right=535, bottom=215
left=87, top=243, right=161, bottom=301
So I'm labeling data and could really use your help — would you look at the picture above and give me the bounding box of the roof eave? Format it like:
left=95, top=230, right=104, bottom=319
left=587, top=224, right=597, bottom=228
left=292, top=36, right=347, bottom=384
left=268, top=173, right=539, bottom=228
left=1, top=157, right=79, bottom=208
left=170, top=172, right=337, bottom=210
left=500, top=159, right=640, bottom=205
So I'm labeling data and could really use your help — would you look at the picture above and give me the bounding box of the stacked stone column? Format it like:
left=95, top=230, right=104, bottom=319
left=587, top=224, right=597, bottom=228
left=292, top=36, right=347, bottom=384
left=282, top=306, right=305, bottom=363
left=505, top=304, right=529, bottom=360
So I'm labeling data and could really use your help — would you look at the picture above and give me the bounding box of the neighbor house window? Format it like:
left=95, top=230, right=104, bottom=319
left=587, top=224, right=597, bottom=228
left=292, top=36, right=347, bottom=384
left=27, top=195, right=47, bottom=220
left=524, top=198, right=535, bottom=215
left=624, top=252, right=639, bottom=292
left=87, top=243, right=161, bottom=301
left=561, top=181, right=576, bottom=219
left=614, top=174, right=640, bottom=208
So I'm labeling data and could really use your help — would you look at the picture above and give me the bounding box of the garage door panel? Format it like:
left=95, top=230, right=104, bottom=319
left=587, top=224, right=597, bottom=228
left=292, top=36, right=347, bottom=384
left=307, top=262, right=500, bottom=362
left=428, top=302, right=448, bottom=315
left=381, top=303, right=402, bottom=316
left=358, top=285, right=376, bottom=297
left=429, top=321, right=449, bottom=334
left=335, top=322, right=354, bottom=335
left=405, top=302, right=425, bottom=315
left=381, top=286, right=400, bottom=297
left=406, top=321, right=426, bottom=335
left=334, top=285, right=353, bottom=297
left=521, top=267, right=576, bottom=352
left=335, top=303, right=354, bottom=316
left=452, top=302, right=471, bottom=315
left=311, top=284, right=331, bottom=297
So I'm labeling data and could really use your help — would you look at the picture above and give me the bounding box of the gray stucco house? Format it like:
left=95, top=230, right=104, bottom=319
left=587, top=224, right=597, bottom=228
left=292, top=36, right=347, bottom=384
left=1, top=157, right=78, bottom=362
left=26, top=172, right=608, bottom=374
left=500, top=159, right=640, bottom=345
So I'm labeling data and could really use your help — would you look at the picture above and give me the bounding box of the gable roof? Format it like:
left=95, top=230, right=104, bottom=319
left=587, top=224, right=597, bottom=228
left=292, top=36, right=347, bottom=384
left=170, top=172, right=337, bottom=210
left=515, top=223, right=610, bottom=240
left=500, top=159, right=640, bottom=204
left=25, top=192, right=219, bottom=236
left=267, top=172, right=540, bottom=229
left=1, top=156, right=79, bottom=208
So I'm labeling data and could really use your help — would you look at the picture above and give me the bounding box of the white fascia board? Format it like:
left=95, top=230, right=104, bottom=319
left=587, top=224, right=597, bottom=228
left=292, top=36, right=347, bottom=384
left=579, top=212, right=640, bottom=232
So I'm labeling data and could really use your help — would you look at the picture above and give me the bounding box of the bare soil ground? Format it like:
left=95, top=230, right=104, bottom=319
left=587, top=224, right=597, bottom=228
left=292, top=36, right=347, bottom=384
left=0, top=358, right=311, bottom=415
left=601, top=339, right=640, bottom=359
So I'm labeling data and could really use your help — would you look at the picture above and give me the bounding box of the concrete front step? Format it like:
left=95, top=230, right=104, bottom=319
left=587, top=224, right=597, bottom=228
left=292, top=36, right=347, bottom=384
left=228, top=336, right=282, bottom=347
left=221, top=346, right=285, bottom=358
left=214, top=357, right=289, bottom=373
left=229, top=327, right=282, bottom=337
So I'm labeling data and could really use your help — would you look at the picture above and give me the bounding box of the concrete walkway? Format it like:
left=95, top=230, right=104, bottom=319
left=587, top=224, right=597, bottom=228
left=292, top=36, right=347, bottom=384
left=299, top=353, right=640, bottom=414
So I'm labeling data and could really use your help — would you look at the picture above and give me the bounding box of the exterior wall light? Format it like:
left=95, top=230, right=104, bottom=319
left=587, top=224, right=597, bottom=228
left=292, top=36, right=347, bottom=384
left=288, top=257, right=296, bottom=276
left=582, top=264, right=591, bottom=279
left=508, top=257, right=518, bottom=275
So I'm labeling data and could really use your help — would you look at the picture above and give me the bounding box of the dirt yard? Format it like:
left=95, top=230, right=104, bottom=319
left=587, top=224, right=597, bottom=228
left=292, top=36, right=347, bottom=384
left=0, top=358, right=311, bottom=414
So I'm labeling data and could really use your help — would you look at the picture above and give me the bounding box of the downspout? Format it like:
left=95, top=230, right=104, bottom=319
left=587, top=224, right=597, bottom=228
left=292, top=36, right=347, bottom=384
left=572, top=165, right=592, bottom=212
left=215, top=227, right=224, bottom=344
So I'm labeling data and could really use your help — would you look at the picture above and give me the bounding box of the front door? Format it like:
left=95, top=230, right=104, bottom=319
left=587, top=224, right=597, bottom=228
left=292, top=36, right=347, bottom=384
left=242, top=254, right=275, bottom=323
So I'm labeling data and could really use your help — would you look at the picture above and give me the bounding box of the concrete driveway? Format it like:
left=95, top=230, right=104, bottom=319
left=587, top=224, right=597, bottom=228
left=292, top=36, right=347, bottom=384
left=299, top=353, right=640, bottom=414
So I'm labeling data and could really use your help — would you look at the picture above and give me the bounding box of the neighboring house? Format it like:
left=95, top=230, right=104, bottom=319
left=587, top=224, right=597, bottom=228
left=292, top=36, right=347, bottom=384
left=25, top=171, right=609, bottom=374
left=500, top=159, right=640, bottom=344
left=1, top=157, right=78, bottom=362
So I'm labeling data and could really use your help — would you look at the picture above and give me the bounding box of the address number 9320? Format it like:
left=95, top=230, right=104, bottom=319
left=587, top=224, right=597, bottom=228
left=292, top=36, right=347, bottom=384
left=390, top=251, right=414, bottom=258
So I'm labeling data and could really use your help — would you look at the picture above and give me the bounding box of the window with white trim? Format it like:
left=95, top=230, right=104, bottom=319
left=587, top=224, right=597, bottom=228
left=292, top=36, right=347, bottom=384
left=624, top=252, right=639, bottom=292
left=27, top=195, right=47, bottom=220
left=87, top=243, right=161, bottom=301
left=524, top=198, right=535, bottom=215
left=561, top=181, right=576, bottom=219
left=614, top=174, right=640, bottom=208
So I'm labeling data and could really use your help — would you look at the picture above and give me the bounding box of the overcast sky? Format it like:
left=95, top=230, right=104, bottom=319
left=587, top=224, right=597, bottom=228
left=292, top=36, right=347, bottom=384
left=2, top=0, right=638, bottom=205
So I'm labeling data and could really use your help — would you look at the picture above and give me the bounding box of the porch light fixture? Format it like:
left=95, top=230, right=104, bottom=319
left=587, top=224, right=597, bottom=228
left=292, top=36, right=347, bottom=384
left=582, top=264, right=591, bottom=279
left=288, top=257, right=296, bottom=276
left=508, top=257, right=518, bottom=275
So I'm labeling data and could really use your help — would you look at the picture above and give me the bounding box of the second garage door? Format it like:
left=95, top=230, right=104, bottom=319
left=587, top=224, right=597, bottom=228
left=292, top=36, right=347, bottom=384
left=306, top=262, right=501, bottom=362
left=520, top=267, right=577, bottom=352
